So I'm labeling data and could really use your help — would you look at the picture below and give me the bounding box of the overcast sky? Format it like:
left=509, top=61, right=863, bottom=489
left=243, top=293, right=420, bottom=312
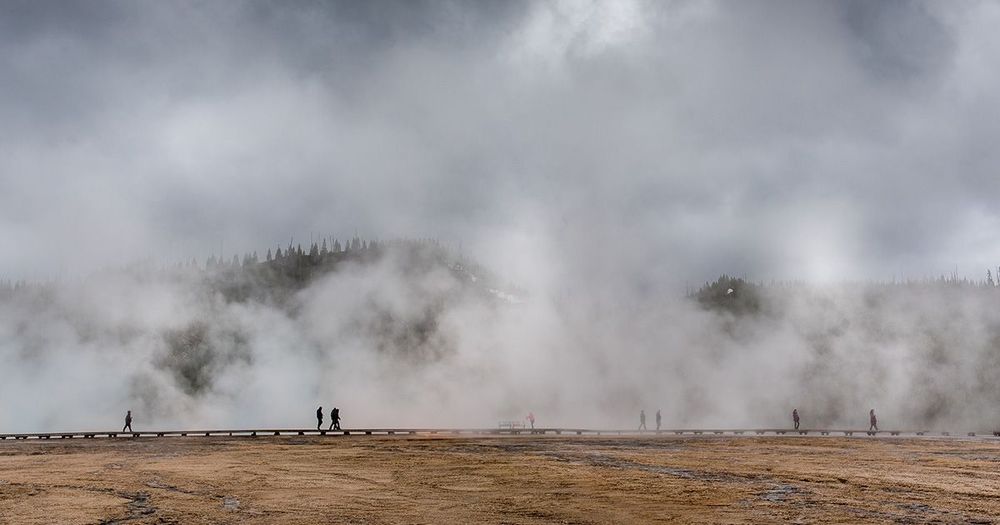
left=2, top=0, right=999, bottom=288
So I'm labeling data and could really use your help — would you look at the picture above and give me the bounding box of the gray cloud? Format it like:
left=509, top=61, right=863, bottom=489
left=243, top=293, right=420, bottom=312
left=2, top=1, right=999, bottom=285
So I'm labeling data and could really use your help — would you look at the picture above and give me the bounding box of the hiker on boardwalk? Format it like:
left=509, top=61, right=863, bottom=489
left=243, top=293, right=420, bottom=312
left=639, top=410, right=647, bottom=431
left=331, top=407, right=341, bottom=430
left=656, top=409, right=662, bottom=431
left=527, top=412, right=535, bottom=429
left=123, top=410, right=133, bottom=433
left=793, top=409, right=800, bottom=430
left=317, top=406, right=323, bottom=431
left=869, top=409, right=878, bottom=432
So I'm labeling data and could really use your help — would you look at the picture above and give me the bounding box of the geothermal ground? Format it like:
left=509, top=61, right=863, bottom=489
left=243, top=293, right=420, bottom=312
left=1, top=435, right=999, bottom=524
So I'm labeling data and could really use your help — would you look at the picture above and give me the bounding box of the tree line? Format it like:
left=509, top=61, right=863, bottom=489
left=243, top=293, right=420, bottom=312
left=691, top=269, right=1000, bottom=315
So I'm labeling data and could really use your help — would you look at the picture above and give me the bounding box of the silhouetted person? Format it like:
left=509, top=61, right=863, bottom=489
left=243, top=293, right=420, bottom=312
left=123, top=410, right=132, bottom=433
left=331, top=407, right=341, bottom=430
left=793, top=409, right=800, bottom=430
left=639, top=410, right=647, bottom=431
left=656, top=409, right=662, bottom=431
left=527, top=412, right=535, bottom=429
left=317, top=406, right=323, bottom=431
left=869, top=409, right=878, bottom=432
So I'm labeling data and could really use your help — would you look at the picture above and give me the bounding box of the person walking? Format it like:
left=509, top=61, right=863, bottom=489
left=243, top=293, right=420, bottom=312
left=123, top=410, right=133, bottom=433
left=639, top=410, right=647, bottom=431
left=869, top=409, right=878, bottom=432
left=316, top=406, right=323, bottom=431
left=656, top=409, right=662, bottom=431
left=793, top=408, right=800, bottom=430
left=527, top=412, right=535, bottom=430
left=332, top=407, right=341, bottom=430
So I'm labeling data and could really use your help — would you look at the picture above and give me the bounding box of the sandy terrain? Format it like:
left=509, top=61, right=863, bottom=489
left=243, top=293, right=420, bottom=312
left=2, top=434, right=1000, bottom=524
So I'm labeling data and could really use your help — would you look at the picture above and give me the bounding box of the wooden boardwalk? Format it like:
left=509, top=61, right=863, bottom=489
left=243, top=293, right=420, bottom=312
left=1, top=428, right=997, bottom=440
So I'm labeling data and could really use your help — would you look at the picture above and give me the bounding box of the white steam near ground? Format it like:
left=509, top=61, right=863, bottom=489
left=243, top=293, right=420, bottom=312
left=3, top=243, right=1000, bottom=433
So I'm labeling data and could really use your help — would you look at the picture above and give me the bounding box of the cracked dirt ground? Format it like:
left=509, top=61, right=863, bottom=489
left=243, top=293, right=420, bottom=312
left=2, top=435, right=1000, bottom=523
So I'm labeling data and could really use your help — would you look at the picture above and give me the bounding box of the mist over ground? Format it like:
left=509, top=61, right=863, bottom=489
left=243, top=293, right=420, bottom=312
left=3, top=244, right=1000, bottom=432
left=2, top=2, right=1000, bottom=431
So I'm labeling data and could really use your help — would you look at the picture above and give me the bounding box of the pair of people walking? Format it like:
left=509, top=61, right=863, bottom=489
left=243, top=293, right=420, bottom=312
left=317, top=406, right=341, bottom=430
left=788, top=408, right=878, bottom=431
left=638, top=409, right=662, bottom=431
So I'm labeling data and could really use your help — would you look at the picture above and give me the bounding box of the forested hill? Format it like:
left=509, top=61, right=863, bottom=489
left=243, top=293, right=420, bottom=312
left=196, top=237, right=514, bottom=306
left=0, top=238, right=519, bottom=307
left=0, top=238, right=522, bottom=403
left=691, top=273, right=1000, bottom=316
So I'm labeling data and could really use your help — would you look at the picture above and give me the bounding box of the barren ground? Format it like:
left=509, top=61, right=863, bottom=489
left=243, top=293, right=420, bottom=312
left=2, top=434, right=1000, bottom=524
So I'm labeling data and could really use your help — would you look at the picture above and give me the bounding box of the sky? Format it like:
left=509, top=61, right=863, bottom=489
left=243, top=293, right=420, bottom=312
left=2, top=0, right=1000, bottom=287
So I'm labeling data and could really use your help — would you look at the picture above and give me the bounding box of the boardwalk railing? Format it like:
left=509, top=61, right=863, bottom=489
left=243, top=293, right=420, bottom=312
left=1, top=428, right=998, bottom=440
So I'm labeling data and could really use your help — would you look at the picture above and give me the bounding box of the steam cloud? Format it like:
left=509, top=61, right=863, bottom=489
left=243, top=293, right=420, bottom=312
left=3, top=2, right=1000, bottom=432
left=3, top=247, right=1000, bottom=432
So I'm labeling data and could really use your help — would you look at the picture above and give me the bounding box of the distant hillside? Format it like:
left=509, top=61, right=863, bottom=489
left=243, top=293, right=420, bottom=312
left=0, top=238, right=521, bottom=307
left=198, top=238, right=516, bottom=306
left=0, top=238, right=523, bottom=401
left=691, top=272, right=1000, bottom=316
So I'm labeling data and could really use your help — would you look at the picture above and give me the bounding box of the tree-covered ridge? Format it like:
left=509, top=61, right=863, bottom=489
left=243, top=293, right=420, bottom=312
left=0, top=237, right=511, bottom=306
left=0, top=237, right=519, bottom=403
left=691, top=275, right=763, bottom=315
left=691, top=270, right=1000, bottom=316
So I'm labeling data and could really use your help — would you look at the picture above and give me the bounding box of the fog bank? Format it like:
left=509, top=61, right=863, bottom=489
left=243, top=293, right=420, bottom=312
left=3, top=244, right=1000, bottom=432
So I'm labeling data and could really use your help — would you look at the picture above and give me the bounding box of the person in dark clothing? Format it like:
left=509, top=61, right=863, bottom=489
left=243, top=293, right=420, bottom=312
left=317, top=406, right=323, bottom=431
left=639, top=409, right=647, bottom=431
left=869, top=409, right=878, bottom=432
left=123, top=410, right=133, bottom=432
left=332, top=407, right=341, bottom=430
left=793, top=408, right=800, bottom=430
left=656, top=409, right=662, bottom=431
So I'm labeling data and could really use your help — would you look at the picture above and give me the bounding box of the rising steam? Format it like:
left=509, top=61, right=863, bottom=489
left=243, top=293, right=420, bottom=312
left=3, top=242, right=1000, bottom=433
